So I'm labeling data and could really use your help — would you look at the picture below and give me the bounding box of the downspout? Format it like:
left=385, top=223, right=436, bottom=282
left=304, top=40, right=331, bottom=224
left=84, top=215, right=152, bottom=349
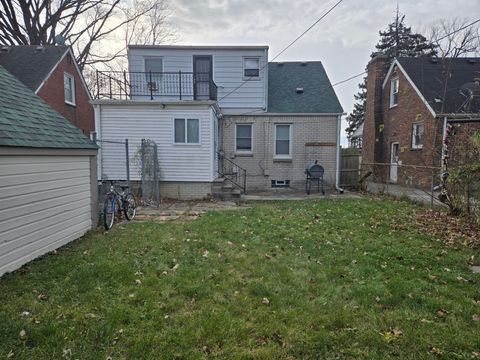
left=335, top=114, right=344, bottom=193
left=441, top=115, right=448, bottom=174
left=93, top=104, right=102, bottom=181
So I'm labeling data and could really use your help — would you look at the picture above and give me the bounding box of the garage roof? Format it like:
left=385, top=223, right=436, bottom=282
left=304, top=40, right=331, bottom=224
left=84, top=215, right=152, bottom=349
left=0, top=65, right=97, bottom=149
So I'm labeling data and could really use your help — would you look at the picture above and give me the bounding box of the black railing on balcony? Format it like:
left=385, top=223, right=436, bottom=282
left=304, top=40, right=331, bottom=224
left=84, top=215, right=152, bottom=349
left=95, top=70, right=218, bottom=101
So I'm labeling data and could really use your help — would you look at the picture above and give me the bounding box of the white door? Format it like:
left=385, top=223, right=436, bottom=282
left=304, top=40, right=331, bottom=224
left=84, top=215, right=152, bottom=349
left=390, top=142, right=399, bottom=183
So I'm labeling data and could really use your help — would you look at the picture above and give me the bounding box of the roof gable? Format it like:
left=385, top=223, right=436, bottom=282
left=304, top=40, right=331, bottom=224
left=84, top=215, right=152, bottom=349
left=394, top=57, right=480, bottom=115
left=0, top=45, right=69, bottom=92
left=267, top=62, right=343, bottom=114
left=0, top=65, right=97, bottom=149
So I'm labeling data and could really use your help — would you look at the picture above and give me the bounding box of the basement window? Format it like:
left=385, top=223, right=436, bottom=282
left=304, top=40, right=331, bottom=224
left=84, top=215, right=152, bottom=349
left=271, top=180, right=290, bottom=188
left=390, top=78, right=399, bottom=107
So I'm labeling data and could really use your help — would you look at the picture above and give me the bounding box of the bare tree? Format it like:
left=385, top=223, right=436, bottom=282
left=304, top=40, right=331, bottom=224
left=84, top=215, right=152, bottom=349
left=0, top=0, right=175, bottom=71
left=429, top=18, right=480, bottom=58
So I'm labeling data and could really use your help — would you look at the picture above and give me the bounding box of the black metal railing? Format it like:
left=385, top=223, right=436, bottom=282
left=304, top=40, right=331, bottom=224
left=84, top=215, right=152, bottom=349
left=217, top=152, right=247, bottom=193
left=95, top=70, right=217, bottom=101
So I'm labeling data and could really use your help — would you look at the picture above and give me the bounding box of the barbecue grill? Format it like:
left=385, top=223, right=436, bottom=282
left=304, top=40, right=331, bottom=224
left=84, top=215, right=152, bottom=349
left=305, top=161, right=325, bottom=195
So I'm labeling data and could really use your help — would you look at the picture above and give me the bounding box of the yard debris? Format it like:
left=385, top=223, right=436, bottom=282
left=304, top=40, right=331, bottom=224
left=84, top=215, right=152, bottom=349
left=381, top=328, right=403, bottom=343
left=19, top=330, right=27, bottom=340
left=20, top=311, right=30, bottom=317
left=135, top=279, right=142, bottom=286
left=472, top=314, right=480, bottom=321
left=262, top=297, right=270, bottom=305
left=429, top=346, right=444, bottom=356
left=202, top=250, right=209, bottom=258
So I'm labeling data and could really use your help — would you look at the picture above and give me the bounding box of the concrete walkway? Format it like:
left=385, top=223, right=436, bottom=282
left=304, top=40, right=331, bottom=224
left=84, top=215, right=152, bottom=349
left=364, top=182, right=444, bottom=206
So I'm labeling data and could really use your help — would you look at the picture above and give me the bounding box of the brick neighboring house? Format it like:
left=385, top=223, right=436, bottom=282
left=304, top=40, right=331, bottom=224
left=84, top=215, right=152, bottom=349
left=363, top=55, right=480, bottom=188
left=0, top=45, right=94, bottom=135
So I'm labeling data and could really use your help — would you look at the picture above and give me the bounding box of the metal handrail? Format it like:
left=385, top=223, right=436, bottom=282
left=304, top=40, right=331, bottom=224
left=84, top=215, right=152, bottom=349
left=95, top=70, right=218, bottom=101
left=216, top=152, right=247, bottom=193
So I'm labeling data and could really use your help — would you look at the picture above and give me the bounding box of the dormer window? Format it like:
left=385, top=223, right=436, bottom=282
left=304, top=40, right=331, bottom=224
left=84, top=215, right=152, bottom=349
left=390, top=78, right=399, bottom=107
left=243, top=57, right=260, bottom=78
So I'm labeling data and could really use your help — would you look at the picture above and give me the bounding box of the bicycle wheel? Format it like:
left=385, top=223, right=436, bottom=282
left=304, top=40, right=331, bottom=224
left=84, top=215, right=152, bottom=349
left=123, top=193, right=137, bottom=221
left=103, top=193, right=116, bottom=230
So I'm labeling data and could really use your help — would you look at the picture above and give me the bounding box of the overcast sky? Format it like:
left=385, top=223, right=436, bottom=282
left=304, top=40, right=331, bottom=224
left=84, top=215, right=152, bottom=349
left=167, top=0, right=479, bottom=144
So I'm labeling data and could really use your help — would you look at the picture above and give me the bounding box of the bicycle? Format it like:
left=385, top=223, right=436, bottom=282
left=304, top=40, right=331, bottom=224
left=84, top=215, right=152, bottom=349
left=103, top=181, right=137, bottom=230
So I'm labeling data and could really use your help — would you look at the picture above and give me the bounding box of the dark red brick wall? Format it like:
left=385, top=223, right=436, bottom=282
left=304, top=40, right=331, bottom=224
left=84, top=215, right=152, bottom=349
left=37, top=52, right=94, bottom=135
left=363, top=58, right=444, bottom=188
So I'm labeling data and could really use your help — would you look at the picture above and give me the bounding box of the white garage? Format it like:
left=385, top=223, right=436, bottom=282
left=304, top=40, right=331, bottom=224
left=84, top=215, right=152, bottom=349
left=0, top=65, right=98, bottom=276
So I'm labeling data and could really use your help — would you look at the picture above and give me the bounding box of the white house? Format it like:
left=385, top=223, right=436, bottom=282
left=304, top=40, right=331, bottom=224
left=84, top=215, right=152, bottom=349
left=93, top=45, right=344, bottom=199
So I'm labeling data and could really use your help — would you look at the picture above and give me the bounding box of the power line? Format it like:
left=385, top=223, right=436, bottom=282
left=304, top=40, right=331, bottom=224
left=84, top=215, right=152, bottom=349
left=435, top=18, right=480, bottom=42
left=331, top=70, right=367, bottom=87
left=216, top=0, right=344, bottom=104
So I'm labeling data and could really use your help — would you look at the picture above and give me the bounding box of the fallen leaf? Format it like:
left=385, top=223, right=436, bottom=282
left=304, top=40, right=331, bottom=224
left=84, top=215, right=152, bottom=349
left=262, top=297, right=270, bottom=305
left=472, top=314, right=480, bottom=321
left=436, top=309, right=449, bottom=317
left=202, top=250, right=209, bottom=258
left=171, top=264, right=179, bottom=271
left=19, top=329, right=27, bottom=340
left=135, top=279, right=142, bottom=286
left=429, top=346, right=443, bottom=356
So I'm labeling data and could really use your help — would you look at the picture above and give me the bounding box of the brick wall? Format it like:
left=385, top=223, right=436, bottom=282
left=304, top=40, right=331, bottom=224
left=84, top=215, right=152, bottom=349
left=363, top=56, right=443, bottom=188
left=222, top=115, right=338, bottom=191
left=37, top=53, right=94, bottom=135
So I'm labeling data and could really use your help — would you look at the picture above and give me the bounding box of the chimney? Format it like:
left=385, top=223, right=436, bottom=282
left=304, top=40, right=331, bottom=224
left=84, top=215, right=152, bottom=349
left=363, top=53, right=388, bottom=168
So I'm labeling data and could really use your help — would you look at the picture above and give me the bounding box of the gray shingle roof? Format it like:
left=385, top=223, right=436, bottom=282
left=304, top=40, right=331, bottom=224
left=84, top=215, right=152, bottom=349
left=0, top=45, right=68, bottom=91
left=267, top=61, right=343, bottom=114
left=397, top=57, right=480, bottom=114
left=0, top=65, right=97, bottom=149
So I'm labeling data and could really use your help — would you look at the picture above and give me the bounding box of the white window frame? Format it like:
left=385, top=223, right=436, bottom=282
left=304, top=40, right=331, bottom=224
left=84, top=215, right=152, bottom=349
left=64, top=72, right=75, bottom=106
left=173, top=118, right=201, bottom=145
left=412, top=122, right=424, bottom=149
left=235, top=123, right=253, bottom=153
left=274, top=124, right=292, bottom=159
left=390, top=77, right=399, bottom=108
left=243, top=57, right=260, bottom=79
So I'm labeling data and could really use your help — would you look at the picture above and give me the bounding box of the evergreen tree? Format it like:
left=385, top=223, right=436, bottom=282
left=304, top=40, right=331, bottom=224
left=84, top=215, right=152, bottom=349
left=346, top=10, right=438, bottom=141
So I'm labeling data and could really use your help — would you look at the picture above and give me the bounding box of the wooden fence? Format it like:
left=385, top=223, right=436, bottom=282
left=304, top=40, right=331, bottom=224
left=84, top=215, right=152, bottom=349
left=340, top=148, right=361, bottom=189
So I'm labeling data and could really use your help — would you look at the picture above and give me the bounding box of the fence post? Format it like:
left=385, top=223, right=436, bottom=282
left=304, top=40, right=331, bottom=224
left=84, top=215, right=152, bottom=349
left=153, top=143, right=159, bottom=206
left=125, top=138, right=130, bottom=189
left=179, top=70, right=182, bottom=100
left=149, top=71, right=153, bottom=100
left=141, top=139, right=145, bottom=201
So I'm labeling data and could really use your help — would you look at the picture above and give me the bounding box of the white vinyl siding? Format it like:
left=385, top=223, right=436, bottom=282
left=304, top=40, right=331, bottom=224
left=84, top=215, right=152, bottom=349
left=128, top=48, right=267, bottom=112
left=98, top=105, right=215, bottom=182
left=0, top=155, right=92, bottom=276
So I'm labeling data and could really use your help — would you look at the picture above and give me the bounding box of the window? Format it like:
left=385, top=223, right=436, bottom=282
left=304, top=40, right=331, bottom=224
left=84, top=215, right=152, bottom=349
left=174, top=118, right=200, bottom=144
left=390, top=78, right=399, bottom=107
left=275, top=124, right=291, bottom=157
left=145, top=58, right=163, bottom=91
left=64, top=73, right=75, bottom=105
left=412, top=123, right=424, bottom=149
left=236, top=124, right=252, bottom=152
left=243, top=57, right=260, bottom=78
left=271, top=180, right=290, bottom=188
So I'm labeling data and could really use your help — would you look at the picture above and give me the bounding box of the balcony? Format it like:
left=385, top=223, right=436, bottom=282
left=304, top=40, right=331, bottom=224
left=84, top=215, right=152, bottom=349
left=95, top=71, right=218, bottom=101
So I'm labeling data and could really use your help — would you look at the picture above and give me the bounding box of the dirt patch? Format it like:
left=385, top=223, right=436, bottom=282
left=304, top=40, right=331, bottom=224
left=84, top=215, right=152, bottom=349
left=135, top=200, right=249, bottom=223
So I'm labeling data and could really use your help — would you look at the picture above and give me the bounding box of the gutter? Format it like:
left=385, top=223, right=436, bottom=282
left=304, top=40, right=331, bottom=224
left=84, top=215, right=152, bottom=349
left=335, top=114, right=344, bottom=193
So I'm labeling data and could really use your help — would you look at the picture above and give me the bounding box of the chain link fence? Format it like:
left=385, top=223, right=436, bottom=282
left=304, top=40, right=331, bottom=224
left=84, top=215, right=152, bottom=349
left=360, top=162, right=443, bottom=207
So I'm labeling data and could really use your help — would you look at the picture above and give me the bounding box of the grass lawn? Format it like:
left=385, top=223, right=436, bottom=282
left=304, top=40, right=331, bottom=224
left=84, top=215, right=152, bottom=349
left=0, top=198, right=479, bottom=359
